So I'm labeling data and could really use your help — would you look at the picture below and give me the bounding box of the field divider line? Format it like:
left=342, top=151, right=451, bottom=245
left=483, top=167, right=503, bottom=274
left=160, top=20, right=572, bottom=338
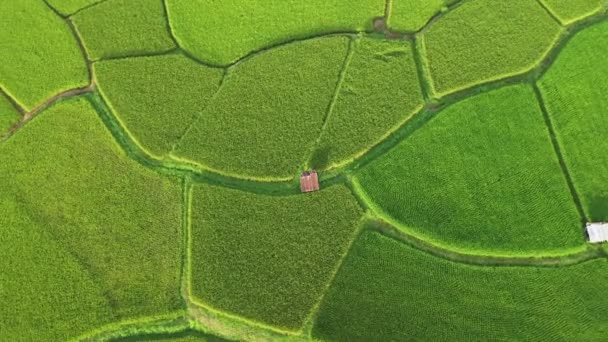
left=535, top=0, right=565, bottom=26
left=300, top=216, right=367, bottom=338
left=412, top=36, right=434, bottom=102
left=74, top=312, right=189, bottom=342
left=532, top=83, right=588, bottom=225
left=303, top=35, right=357, bottom=169
left=348, top=177, right=601, bottom=267
left=168, top=68, right=229, bottom=156
left=318, top=15, right=608, bottom=182
left=180, top=176, right=194, bottom=310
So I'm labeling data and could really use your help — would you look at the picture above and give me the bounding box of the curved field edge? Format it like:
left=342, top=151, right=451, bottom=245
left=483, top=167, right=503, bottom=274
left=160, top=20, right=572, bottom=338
left=350, top=178, right=594, bottom=259
left=0, top=19, right=604, bottom=260
left=70, top=13, right=608, bottom=185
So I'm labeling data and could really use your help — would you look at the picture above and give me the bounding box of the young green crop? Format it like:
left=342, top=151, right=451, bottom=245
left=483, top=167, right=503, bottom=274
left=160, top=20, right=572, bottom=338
left=0, top=92, right=21, bottom=134
left=0, top=96, right=183, bottom=339
left=46, top=0, right=101, bottom=16
left=539, top=21, right=608, bottom=222
left=0, top=201, right=114, bottom=341
left=0, top=0, right=89, bottom=110
left=190, top=184, right=362, bottom=330
left=173, top=37, right=349, bottom=180
left=311, top=36, right=424, bottom=170
left=420, top=0, right=562, bottom=98
left=94, top=53, right=223, bottom=158
left=356, top=85, right=583, bottom=255
left=539, top=0, right=605, bottom=25
left=72, top=0, right=175, bottom=60
left=165, top=0, right=384, bottom=65
left=313, top=230, right=608, bottom=341
left=387, top=0, right=445, bottom=32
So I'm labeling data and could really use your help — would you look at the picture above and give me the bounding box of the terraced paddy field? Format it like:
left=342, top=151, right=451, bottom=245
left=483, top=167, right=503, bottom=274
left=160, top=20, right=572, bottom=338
left=1, top=0, right=607, bottom=341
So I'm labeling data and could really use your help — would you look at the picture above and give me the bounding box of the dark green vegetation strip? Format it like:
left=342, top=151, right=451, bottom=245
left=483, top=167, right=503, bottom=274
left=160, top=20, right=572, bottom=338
left=0, top=96, right=183, bottom=340
left=311, top=36, right=424, bottom=170
left=387, top=0, right=445, bottom=32
left=94, top=53, right=223, bottom=158
left=539, top=0, right=605, bottom=25
left=165, top=0, right=384, bottom=66
left=0, top=91, right=21, bottom=135
left=538, top=20, right=608, bottom=222
left=189, top=184, right=362, bottom=331
left=420, top=0, right=562, bottom=98
left=174, top=36, right=350, bottom=180
left=72, top=0, right=175, bottom=60
left=356, top=85, right=584, bottom=255
left=0, top=0, right=88, bottom=110
left=313, top=230, right=608, bottom=342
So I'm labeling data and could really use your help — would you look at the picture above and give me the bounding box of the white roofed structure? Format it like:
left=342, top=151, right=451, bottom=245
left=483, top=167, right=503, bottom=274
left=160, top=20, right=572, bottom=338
left=586, top=222, right=608, bottom=243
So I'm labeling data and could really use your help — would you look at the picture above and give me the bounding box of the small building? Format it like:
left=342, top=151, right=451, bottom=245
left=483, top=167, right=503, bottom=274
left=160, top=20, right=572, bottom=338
left=300, top=170, right=320, bottom=193
left=586, top=222, right=608, bottom=243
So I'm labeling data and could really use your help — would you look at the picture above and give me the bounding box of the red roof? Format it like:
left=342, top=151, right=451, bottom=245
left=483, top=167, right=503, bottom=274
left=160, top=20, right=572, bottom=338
left=300, top=170, right=319, bottom=192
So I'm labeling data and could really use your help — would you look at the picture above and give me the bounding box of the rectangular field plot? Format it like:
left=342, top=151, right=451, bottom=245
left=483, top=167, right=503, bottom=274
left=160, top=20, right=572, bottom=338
left=313, top=230, right=608, bottom=342
left=189, top=184, right=363, bottom=330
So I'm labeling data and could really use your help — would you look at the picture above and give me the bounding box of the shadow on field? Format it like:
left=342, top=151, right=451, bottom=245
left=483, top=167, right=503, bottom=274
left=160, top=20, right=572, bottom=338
left=309, top=145, right=332, bottom=170
left=588, top=195, right=608, bottom=222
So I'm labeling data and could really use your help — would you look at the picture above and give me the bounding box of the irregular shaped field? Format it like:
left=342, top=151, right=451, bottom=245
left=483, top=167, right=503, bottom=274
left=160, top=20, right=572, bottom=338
left=539, top=0, right=605, bottom=25
left=94, top=54, right=223, bottom=158
left=311, top=36, right=424, bottom=170
left=0, top=0, right=89, bottom=110
left=356, top=85, right=583, bottom=254
left=0, top=96, right=183, bottom=339
left=189, top=184, right=362, bottom=330
left=174, top=37, right=349, bottom=179
left=313, top=231, right=608, bottom=341
left=72, top=0, right=175, bottom=60
left=165, top=0, right=384, bottom=65
left=539, top=21, right=608, bottom=222
left=2, top=0, right=608, bottom=340
left=0, top=92, right=21, bottom=134
left=387, top=0, right=445, bottom=32
left=420, top=0, right=562, bottom=97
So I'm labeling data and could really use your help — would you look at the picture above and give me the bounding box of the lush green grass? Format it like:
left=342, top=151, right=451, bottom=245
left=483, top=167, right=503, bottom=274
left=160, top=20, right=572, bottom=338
left=0, top=0, right=89, bottom=110
left=539, top=21, right=608, bottom=222
left=356, top=85, right=583, bottom=254
left=0, top=96, right=183, bottom=339
left=539, top=0, right=605, bottom=25
left=421, top=0, right=562, bottom=97
left=313, top=230, right=608, bottom=342
left=46, top=0, right=101, bottom=15
left=165, top=0, right=384, bottom=65
left=95, top=53, right=223, bottom=158
left=174, top=37, right=349, bottom=179
left=72, top=0, right=175, bottom=60
left=190, top=184, right=362, bottom=330
left=0, top=92, right=21, bottom=134
left=311, top=36, right=424, bottom=170
left=387, top=0, right=445, bottom=32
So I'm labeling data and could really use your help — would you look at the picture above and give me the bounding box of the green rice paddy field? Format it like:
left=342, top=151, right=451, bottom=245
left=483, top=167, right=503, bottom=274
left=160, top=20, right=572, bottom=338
left=1, top=0, right=607, bottom=341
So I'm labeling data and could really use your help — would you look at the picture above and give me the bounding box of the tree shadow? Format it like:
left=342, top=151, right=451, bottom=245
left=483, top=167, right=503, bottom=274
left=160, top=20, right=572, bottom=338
left=309, top=145, right=332, bottom=171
